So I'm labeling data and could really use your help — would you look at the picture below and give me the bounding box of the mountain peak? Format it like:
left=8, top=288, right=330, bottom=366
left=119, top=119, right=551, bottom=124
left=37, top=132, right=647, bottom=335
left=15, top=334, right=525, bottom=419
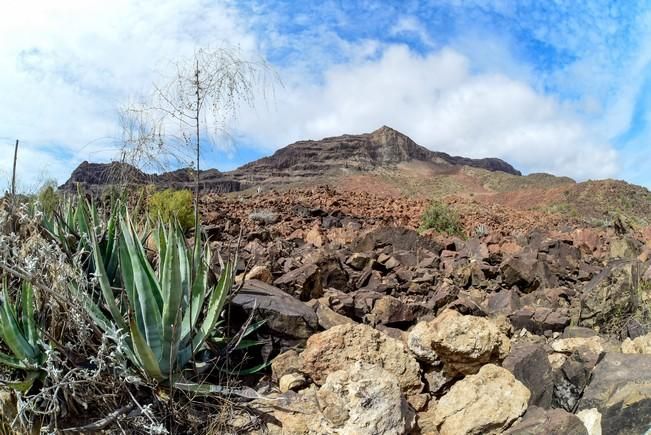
left=369, top=125, right=410, bottom=143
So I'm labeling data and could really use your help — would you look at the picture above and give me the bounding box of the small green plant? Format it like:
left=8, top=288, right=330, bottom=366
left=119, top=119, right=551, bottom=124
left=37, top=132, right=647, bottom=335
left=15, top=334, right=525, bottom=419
left=419, top=200, right=464, bottom=236
left=148, top=189, right=194, bottom=232
left=36, top=181, right=60, bottom=216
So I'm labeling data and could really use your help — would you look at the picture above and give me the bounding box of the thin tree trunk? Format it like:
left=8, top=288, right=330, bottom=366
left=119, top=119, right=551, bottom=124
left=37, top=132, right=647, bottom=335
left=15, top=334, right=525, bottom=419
left=10, top=139, right=19, bottom=232
left=194, top=58, right=200, bottom=227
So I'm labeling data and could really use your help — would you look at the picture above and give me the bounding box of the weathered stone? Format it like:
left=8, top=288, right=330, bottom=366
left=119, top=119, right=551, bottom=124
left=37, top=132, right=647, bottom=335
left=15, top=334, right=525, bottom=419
left=621, top=332, right=651, bottom=354
left=579, top=260, right=647, bottom=331
left=578, top=353, right=651, bottom=435
left=509, top=306, right=570, bottom=335
left=433, top=364, right=531, bottom=435
left=407, top=309, right=510, bottom=375
left=315, top=302, right=355, bottom=330
left=232, top=280, right=318, bottom=339
left=271, top=350, right=304, bottom=381
left=553, top=348, right=600, bottom=412
left=244, top=265, right=273, bottom=284
left=279, top=373, right=308, bottom=393
left=274, top=263, right=323, bottom=301
left=315, top=361, right=415, bottom=435
left=551, top=336, right=604, bottom=355
left=505, top=406, right=588, bottom=435
left=371, top=295, right=420, bottom=325
left=301, top=323, right=423, bottom=394
left=576, top=408, right=602, bottom=435
left=346, top=252, right=371, bottom=270
left=502, top=343, right=553, bottom=408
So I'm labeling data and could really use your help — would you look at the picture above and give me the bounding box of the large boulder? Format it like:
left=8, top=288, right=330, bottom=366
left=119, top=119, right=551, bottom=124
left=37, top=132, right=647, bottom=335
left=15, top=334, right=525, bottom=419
left=431, top=364, right=531, bottom=435
left=502, top=343, right=554, bottom=408
left=500, top=252, right=557, bottom=293
left=260, top=362, right=415, bottom=435
left=578, top=353, right=651, bottom=435
left=579, top=260, right=647, bottom=332
left=315, top=361, right=415, bottom=434
left=231, top=280, right=318, bottom=338
left=553, top=347, right=601, bottom=412
left=301, top=323, right=423, bottom=394
left=509, top=306, right=570, bottom=335
left=407, top=309, right=510, bottom=375
left=505, top=406, right=588, bottom=435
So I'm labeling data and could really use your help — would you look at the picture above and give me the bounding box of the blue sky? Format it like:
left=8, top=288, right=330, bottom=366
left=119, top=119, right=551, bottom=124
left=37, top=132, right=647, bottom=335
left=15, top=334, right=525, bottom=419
left=1, top=0, right=651, bottom=189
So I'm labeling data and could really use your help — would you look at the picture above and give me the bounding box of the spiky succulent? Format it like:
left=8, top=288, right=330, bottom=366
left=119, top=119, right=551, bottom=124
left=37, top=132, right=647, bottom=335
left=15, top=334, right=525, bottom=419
left=84, top=213, right=233, bottom=383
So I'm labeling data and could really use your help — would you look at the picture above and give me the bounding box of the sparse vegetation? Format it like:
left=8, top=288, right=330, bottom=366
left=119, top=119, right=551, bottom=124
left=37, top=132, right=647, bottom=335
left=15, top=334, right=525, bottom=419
left=148, top=188, right=195, bottom=231
left=419, top=200, right=464, bottom=236
left=0, top=190, right=263, bottom=433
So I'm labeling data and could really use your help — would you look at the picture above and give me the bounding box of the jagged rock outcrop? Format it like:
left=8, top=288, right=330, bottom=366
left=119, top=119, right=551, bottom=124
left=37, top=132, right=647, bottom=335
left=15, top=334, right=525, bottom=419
left=60, top=161, right=241, bottom=193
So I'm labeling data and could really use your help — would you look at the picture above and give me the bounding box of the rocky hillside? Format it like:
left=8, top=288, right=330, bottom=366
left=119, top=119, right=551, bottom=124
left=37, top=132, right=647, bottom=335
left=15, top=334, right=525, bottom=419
left=200, top=184, right=651, bottom=434
left=60, top=161, right=241, bottom=194
left=60, top=126, right=520, bottom=192
left=231, top=126, right=520, bottom=183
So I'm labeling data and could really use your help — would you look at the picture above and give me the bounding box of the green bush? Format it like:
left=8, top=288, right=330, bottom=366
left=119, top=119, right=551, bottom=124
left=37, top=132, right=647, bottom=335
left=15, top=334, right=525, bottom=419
left=37, top=181, right=60, bottom=215
left=419, top=200, right=464, bottom=236
left=148, top=188, right=194, bottom=231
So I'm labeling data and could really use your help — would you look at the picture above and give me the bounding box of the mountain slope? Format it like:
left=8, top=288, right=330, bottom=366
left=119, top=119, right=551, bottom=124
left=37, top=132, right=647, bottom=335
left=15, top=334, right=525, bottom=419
left=230, top=126, right=520, bottom=183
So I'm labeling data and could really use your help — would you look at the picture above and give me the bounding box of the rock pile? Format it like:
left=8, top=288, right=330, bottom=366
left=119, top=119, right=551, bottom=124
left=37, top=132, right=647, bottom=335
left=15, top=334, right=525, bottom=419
left=212, top=186, right=651, bottom=434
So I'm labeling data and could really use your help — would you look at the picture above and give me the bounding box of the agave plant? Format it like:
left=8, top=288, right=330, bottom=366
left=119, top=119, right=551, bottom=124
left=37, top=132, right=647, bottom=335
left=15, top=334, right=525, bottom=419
left=84, top=213, right=233, bottom=384
left=0, top=281, right=44, bottom=392
left=40, top=195, right=122, bottom=286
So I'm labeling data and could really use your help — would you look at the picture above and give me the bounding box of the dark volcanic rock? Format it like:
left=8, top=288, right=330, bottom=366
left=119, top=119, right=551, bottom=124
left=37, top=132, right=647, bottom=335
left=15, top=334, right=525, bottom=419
left=578, top=353, right=651, bottom=435
left=231, top=280, right=318, bottom=338
left=61, top=161, right=241, bottom=193
left=502, top=343, right=554, bottom=408
left=505, top=406, right=588, bottom=435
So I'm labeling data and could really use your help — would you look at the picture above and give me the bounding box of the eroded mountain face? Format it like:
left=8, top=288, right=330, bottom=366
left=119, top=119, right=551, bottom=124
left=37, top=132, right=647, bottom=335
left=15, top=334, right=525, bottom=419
left=60, top=126, right=520, bottom=192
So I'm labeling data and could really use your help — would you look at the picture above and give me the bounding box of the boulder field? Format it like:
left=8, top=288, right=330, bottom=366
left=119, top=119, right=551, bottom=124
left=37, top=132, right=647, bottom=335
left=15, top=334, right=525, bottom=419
left=204, top=187, right=651, bottom=434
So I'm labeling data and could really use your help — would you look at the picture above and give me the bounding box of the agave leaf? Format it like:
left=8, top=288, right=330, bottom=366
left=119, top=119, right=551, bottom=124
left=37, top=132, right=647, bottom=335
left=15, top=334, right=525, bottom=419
left=68, top=283, right=112, bottom=332
left=120, top=216, right=163, bottom=359
left=191, top=262, right=233, bottom=354
left=89, top=222, right=127, bottom=331
left=3, top=370, right=41, bottom=393
left=0, top=304, right=35, bottom=361
left=0, top=283, right=37, bottom=362
left=179, top=253, right=208, bottom=342
left=129, top=317, right=163, bottom=380
left=21, top=282, right=37, bottom=349
left=160, top=224, right=184, bottom=375
left=0, top=350, right=28, bottom=370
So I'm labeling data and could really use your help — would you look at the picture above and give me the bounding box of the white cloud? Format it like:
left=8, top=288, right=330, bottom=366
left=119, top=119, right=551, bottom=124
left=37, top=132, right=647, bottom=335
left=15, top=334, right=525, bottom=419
left=237, top=45, right=618, bottom=180
left=0, top=0, right=625, bottom=188
left=390, top=16, right=435, bottom=48
left=0, top=0, right=257, bottom=186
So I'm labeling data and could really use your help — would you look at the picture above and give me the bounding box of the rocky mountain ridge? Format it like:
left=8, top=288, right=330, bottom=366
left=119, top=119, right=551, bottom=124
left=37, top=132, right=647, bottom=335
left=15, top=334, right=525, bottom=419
left=60, top=126, right=521, bottom=192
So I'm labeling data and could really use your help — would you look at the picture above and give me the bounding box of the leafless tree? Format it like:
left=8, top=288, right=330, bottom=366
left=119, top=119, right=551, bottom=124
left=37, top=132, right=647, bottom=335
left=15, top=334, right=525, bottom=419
left=122, top=46, right=272, bottom=224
